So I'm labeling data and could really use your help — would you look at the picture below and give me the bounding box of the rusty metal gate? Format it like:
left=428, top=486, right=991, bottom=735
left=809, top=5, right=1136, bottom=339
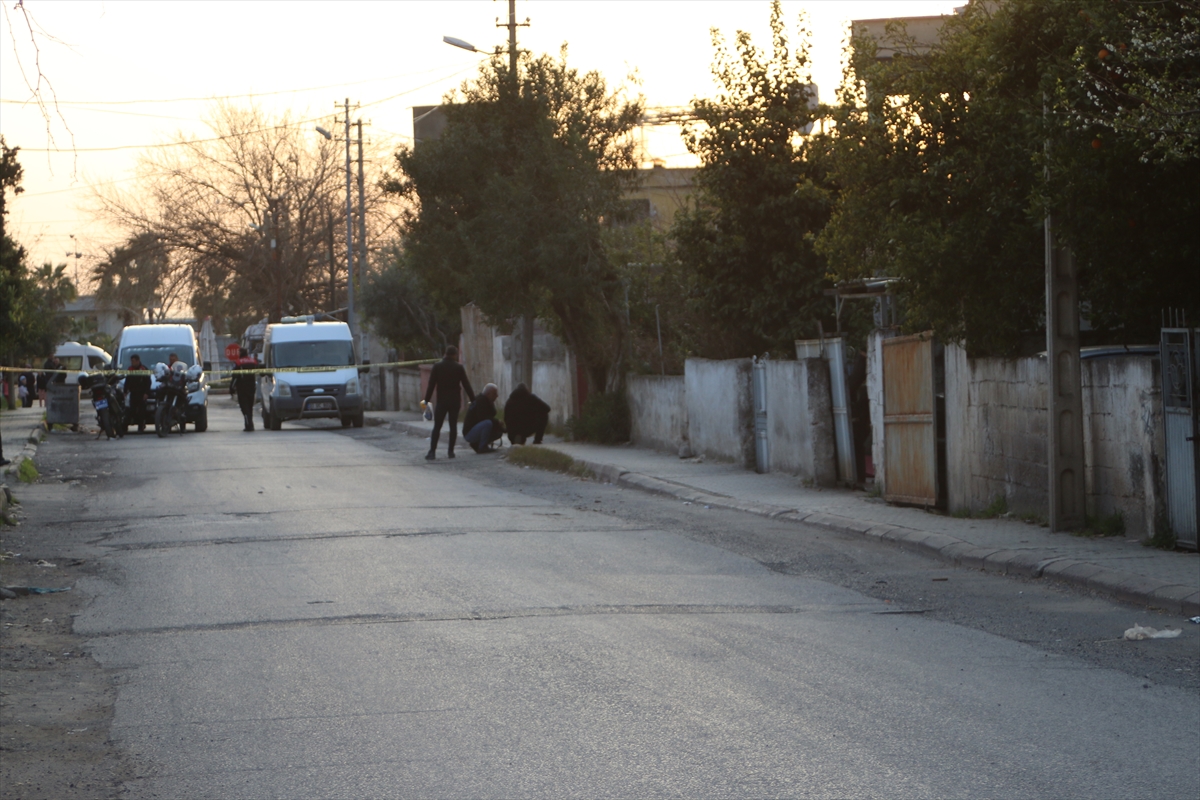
left=882, top=332, right=939, bottom=507
left=1161, top=328, right=1198, bottom=550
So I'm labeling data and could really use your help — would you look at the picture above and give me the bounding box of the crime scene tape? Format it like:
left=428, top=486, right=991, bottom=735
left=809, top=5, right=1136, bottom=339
left=0, top=358, right=438, bottom=377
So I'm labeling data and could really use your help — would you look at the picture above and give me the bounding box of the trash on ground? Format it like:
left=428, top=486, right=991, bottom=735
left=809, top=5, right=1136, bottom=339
left=1190, top=616, right=1200, bottom=624
left=34, top=559, right=56, bottom=567
left=1, top=586, right=71, bottom=599
left=1124, top=624, right=1182, bottom=640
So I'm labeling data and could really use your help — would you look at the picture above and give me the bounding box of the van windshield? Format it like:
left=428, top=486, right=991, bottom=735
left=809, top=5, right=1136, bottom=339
left=119, top=347, right=193, bottom=369
left=272, top=341, right=354, bottom=369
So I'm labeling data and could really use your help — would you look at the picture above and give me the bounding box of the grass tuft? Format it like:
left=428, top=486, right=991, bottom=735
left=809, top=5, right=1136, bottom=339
left=505, top=446, right=593, bottom=479
left=17, top=458, right=39, bottom=484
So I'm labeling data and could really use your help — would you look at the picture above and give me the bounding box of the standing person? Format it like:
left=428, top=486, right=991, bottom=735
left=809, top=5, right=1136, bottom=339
left=18, top=375, right=30, bottom=408
left=232, top=348, right=259, bottom=431
left=22, top=364, right=35, bottom=407
left=124, top=354, right=152, bottom=433
left=423, top=345, right=475, bottom=460
left=503, top=383, right=551, bottom=445
left=37, top=355, right=59, bottom=407
left=462, top=383, right=505, bottom=454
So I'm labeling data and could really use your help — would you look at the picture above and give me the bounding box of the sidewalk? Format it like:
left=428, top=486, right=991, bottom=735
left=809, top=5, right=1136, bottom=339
left=372, top=410, right=1199, bottom=616
left=0, top=405, right=46, bottom=480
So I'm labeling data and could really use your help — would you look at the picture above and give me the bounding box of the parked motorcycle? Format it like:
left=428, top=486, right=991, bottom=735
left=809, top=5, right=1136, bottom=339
left=154, top=362, right=190, bottom=438
left=81, top=372, right=127, bottom=440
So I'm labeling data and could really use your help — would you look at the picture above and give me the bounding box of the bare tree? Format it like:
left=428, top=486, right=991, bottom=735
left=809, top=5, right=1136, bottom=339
left=93, top=102, right=396, bottom=333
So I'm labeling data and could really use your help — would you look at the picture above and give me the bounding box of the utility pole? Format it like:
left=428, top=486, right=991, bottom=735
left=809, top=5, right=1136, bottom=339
left=356, top=119, right=369, bottom=365
left=343, top=99, right=356, bottom=339
left=67, top=234, right=82, bottom=295
left=498, top=0, right=534, bottom=391
left=1044, top=99, right=1086, bottom=532
left=269, top=196, right=283, bottom=322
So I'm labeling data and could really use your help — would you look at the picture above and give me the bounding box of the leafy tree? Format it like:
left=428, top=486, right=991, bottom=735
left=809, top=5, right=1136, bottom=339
left=2, top=137, right=73, bottom=361
left=671, top=2, right=834, bottom=359
left=361, top=244, right=460, bottom=359
left=1070, top=0, right=1200, bottom=163
left=386, top=46, right=642, bottom=394
left=92, top=233, right=178, bottom=326
left=819, top=0, right=1199, bottom=355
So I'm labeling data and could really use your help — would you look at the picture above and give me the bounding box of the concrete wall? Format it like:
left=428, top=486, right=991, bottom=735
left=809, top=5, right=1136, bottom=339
left=764, top=359, right=837, bottom=486
left=866, top=329, right=898, bottom=493
left=1081, top=356, right=1165, bottom=538
left=493, top=331, right=575, bottom=428
left=627, top=374, right=687, bottom=453
left=943, top=344, right=1164, bottom=537
left=685, top=358, right=754, bottom=467
left=944, top=345, right=1049, bottom=518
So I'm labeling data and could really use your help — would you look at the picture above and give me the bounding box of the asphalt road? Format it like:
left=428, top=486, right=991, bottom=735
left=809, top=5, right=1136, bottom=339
left=19, top=401, right=1200, bottom=799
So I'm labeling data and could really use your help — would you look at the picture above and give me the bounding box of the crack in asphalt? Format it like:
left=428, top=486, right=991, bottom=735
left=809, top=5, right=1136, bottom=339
left=97, top=526, right=656, bottom=551
left=86, top=602, right=887, bottom=637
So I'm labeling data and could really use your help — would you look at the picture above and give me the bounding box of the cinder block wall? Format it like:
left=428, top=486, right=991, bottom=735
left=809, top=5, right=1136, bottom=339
left=944, top=345, right=1049, bottom=517
left=627, top=374, right=687, bottom=453
left=765, top=359, right=837, bottom=486
left=944, top=345, right=1163, bottom=536
left=1081, top=356, right=1164, bottom=537
left=685, top=358, right=754, bottom=467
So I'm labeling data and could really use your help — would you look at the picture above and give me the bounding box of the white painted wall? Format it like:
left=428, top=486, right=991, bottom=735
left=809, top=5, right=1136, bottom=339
left=764, top=359, right=837, bottom=486
left=685, top=357, right=754, bottom=467
left=627, top=374, right=687, bottom=453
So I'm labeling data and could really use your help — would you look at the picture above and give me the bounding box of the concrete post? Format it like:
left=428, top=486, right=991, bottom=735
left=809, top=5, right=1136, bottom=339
left=1046, top=214, right=1086, bottom=531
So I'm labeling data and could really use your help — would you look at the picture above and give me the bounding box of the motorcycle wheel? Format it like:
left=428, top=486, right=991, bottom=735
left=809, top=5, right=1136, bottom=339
left=99, top=407, right=114, bottom=439
left=155, top=405, right=168, bottom=438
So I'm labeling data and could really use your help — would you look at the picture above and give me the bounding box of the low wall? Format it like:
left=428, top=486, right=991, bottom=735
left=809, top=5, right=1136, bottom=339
left=685, top=358, right=753, bottom=467
left=627, top=374, right=687, bottom=453
left=765, top=359, right=837, bottom=486
left=944, top=345, right=1049, bottom=518
left=1081, top=356, right=1164, bottom=538
left=944, top=344, right=1164, bottom=537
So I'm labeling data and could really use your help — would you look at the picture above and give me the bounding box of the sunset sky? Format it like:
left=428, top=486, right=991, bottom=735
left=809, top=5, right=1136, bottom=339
left=1, top=1, right=959, bottom=279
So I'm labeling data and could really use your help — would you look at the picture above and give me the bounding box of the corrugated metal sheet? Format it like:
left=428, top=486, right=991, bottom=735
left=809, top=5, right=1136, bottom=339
left=883, top=333, right=938, bottom=506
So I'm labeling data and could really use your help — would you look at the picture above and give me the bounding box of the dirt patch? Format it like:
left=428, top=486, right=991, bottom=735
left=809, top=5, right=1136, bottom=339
left=1, top=550, right=132, bottom=799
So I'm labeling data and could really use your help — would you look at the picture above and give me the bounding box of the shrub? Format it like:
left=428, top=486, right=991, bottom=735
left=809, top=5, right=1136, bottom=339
left=567, top=392, right=630, bottom=444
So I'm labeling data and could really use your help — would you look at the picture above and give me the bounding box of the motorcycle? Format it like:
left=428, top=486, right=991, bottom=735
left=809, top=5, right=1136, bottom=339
left=154, top=362, right=190, bottom=438
left=81, top=372, right=127, bottom=440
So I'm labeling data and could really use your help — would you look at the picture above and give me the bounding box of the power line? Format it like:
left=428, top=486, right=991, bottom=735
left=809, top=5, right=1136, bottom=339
left=16, top=66, right=474, bottom=154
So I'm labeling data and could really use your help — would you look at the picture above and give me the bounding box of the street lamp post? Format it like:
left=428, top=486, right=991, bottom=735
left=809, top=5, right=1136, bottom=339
left=316, top=115, right=356, bottom=339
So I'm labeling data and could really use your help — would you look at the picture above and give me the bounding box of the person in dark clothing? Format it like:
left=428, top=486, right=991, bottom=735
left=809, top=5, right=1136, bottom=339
left=38, top=356, right=60, bottom=406
left=232, top=348, right=259, bottom=431
left=424, top=345, right=475, bottom=460
left=124, top=354, right=153, bottom=433
left=462, top=383, right=505, bottom=453
left=503, top=382, right=550, bottom=445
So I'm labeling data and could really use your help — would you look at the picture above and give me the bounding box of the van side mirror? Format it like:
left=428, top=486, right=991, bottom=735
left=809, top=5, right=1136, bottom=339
left=202, top=361, right=212, bottom=372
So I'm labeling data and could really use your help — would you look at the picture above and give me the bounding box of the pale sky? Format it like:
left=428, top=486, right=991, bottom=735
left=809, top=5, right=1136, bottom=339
left=1, top=0, right=959, bottom=280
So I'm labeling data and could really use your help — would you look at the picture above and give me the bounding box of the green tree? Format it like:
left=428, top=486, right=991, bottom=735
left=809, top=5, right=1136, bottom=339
left=819, top=0, right=1199, bottom=355
left=91, top=233, right=176, bottom=326
left=671, top=2, right=834, bottom=358
left=361, top=244, right=460, bottom=359
left=386, top=46, right=642, bottom=393
left=2, top=137, right=74, bottom=361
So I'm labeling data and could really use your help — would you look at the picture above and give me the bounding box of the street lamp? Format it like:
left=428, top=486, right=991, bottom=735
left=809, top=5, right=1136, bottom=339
left=443, top=36, right=478, bottom=52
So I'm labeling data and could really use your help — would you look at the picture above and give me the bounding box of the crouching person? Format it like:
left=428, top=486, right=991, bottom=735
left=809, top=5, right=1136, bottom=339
left=462, top=383, right=505, bottom=453
left=504, top=382, right=550, bottom=445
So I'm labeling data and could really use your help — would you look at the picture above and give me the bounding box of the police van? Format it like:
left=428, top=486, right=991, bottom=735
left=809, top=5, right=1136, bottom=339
left=258, top=317, right=365, bottom=430
left=112, top=323, right=210, bottom=432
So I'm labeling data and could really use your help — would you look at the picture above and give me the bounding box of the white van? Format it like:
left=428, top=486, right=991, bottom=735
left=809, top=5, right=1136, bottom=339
left=53, top=341, right=112, bottom=384
left=112, top=324, right=210, bottom=432
left=258, top=317, right=365, bottom=430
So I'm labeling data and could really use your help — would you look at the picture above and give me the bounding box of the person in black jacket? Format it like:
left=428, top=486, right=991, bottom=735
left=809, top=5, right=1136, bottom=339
left=503, top=382, right=550, bottom=445
left=462, top=383, right=504, bottom=453
left=424, top=345, right=475, bottom=460
left=232, top=348, right=259, bottom=431
left=124, top=354, right=153, bottom=433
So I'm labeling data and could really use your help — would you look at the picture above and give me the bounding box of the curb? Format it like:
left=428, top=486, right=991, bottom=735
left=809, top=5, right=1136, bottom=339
left=568, top=456, right=1200, bottom=618
left=0, top=425, right=43, bottom=483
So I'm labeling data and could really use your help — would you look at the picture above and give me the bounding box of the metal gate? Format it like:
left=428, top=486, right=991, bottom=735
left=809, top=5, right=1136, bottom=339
left=1161, top=328, right=1198, bottom=550
left=882, top=332, right=939, bottom=507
